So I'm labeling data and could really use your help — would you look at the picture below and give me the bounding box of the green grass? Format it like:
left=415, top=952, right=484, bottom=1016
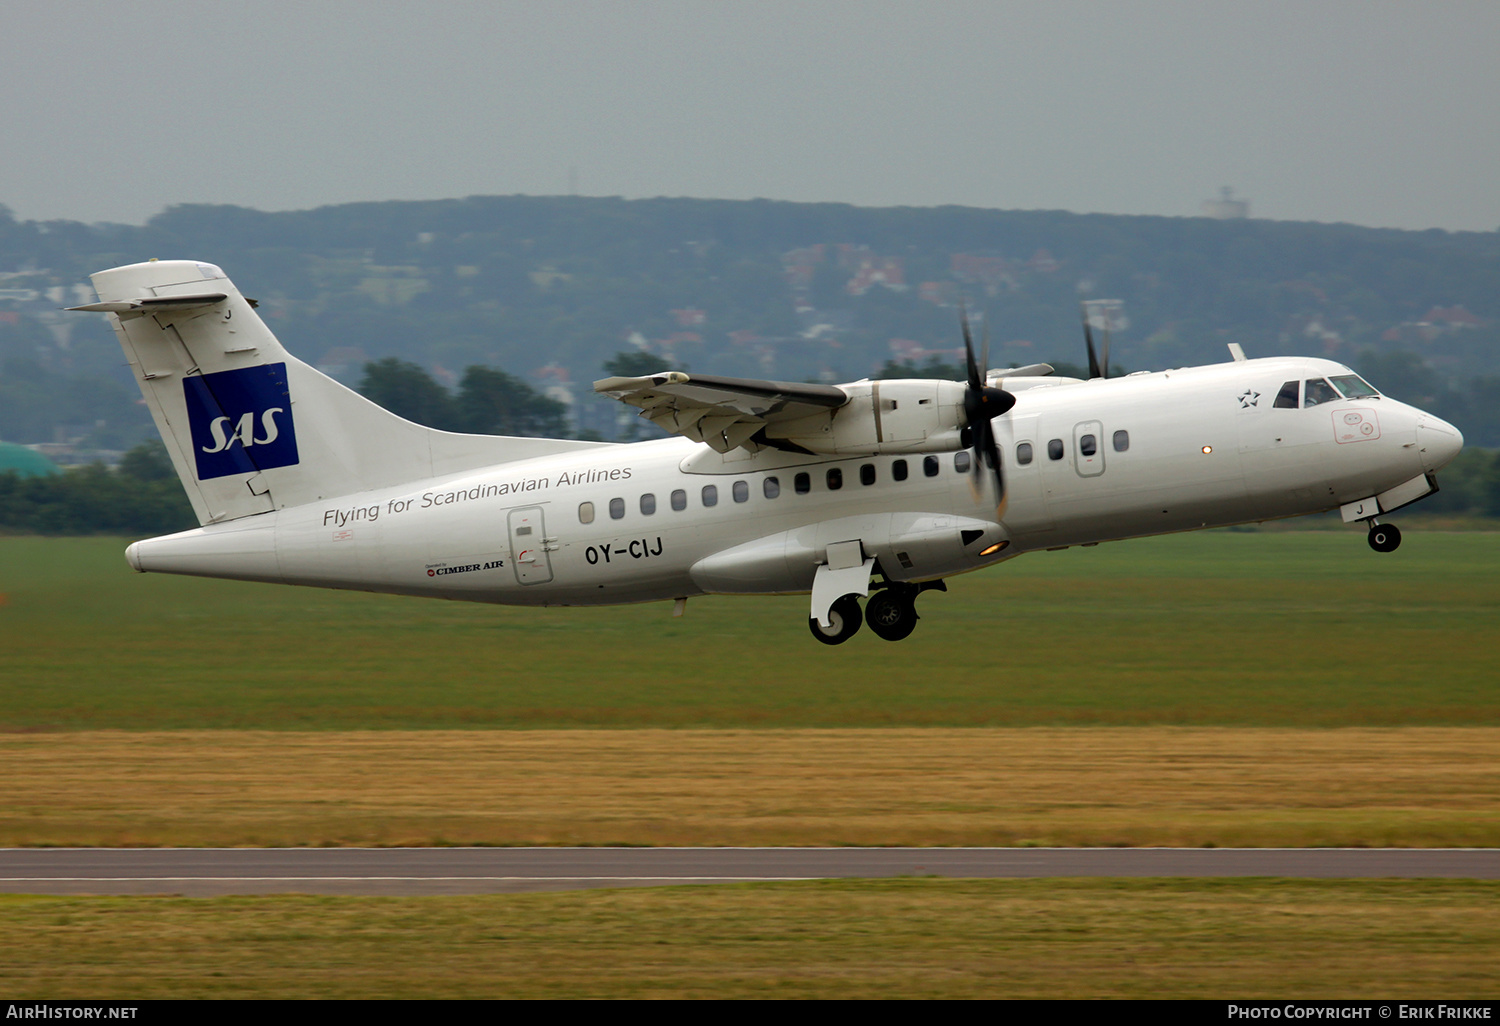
left=1, top=879, right=1496, bottom=998
left=2, top=531, right=1497, bottom=729
left=4, top=534, right=1498, bottom=997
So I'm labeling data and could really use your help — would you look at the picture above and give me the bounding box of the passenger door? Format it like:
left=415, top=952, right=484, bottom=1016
left=508, top=506, right=554, bottom=585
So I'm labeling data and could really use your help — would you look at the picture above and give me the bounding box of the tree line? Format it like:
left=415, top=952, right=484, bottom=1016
left=355, top=358, right=579, bottom=438
left=6, top=194, right=1500, bottom=452
left=0, top=440, right=196, bottom=536
left=0, top=354, right=606, bottom=535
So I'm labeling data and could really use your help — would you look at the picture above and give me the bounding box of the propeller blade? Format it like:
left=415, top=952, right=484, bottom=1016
left=1100, top=312, right=1113, bottom=380
left=1082, top=304, right=1102, bottom=380
left=961, top=302, right=982, bottom=389
left=981, top=420, right=1005, bottom=512
left=956, top=308, right=1015, bottom=517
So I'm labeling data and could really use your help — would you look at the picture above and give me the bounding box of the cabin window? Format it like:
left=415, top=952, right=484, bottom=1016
left=732, top=480, right=749, bottom=503
left=702, top=484, right=718, bottom=507
left=639, top=493, right=656, bottom=515
left=1304, top=378, right=1340, bottom=407
left=795, top=472, right=811, bottom=494
left=892, top=459, right=909, bottom=481
left=923, top=455, right=940, bottom=477
left=1080, top=434, right=1098, bottom=457
left=1016, top=442, right=1033, bottom=465
left=1330, top=374, right=1380, bottom=399
left=670, top=489, right=687, bottom=511
left=954, top=451, right=971, bottom=473
left=1048, top=438, right=1065, bottom=460
left=1113, top=430, right=1130, bottom=452
left=860, top=463, right=877, bottom=486
left=827, top=468, right=843, bottom=490
left=1274, top=380, right=1300, bottom=408
left=578, top=501, right=595, bottom=524
left=763, top=476, right=780, bottom=499
left=609, top=497, right=626, bottom=520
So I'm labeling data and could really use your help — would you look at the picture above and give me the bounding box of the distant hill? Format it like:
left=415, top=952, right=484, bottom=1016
left=1, top=196, right=1497, bottom=446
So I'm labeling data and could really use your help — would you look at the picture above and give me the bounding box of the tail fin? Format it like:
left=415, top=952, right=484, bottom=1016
left=76, top=259, right=603, bottom=525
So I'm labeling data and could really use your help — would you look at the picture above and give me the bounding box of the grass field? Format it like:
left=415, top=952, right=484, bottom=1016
left=2, top=880, right=1497, bottom=998
left=2, top=728, right=1496, bottom=847
left=3, top=532, right=1497, bottom=997
left=2, top=530, right=1497, bottom=729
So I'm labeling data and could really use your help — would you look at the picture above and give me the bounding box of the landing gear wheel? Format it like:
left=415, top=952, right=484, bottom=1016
left=865, top=588, right=919, bottom=642
left=1368, top=523, right=1402, bottom=553
left=809, top=594, right=863, bottom=645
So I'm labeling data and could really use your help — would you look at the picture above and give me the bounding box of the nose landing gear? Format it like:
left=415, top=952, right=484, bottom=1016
left=1367, top=521, right=1402, bottom=553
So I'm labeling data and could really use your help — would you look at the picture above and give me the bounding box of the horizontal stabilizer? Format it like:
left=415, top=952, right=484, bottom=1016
left=68, top=293, right=228, bottom=313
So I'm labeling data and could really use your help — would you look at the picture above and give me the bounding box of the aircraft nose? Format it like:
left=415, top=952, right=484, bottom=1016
left=1416, top=416, right=1464, bottom=472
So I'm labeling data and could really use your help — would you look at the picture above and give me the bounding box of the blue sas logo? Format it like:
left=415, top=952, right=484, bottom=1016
left=184, top=363, right=300, bottom=480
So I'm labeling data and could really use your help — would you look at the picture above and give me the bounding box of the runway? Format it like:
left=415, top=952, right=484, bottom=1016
left=1, top=848, right=1496, bottom=896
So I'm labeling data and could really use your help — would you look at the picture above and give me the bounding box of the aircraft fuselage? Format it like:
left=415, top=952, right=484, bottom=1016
left=126, top=355, right=1459, bottom=608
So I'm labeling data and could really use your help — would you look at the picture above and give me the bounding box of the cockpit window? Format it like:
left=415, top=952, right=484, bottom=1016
left=1303, top=378, right=1341, bottom=407
left=1273, top=380, right=1300, bottom=409
left=1330, top=374, right=1379, bottom=399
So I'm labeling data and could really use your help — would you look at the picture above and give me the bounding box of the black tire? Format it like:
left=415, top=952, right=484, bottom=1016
left=1368, top=523, right=1402, bottom=553
left=809, top=594, right=863, bottom=645
left=865, top=589, right=918, bottom=642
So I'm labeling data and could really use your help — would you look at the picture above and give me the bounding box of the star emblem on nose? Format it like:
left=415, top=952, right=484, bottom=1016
left=1238, top=389, right=1260, bottom=408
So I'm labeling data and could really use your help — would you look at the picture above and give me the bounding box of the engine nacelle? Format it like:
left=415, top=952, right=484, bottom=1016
left=689, top=512, right=1010, bottom=593
left=764, top=379, right=968, bottom=455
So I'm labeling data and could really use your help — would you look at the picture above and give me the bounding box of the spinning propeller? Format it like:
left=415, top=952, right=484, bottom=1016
left=1082, top=303, right=1112, bottom=380
left=959, top=308, right=1016, bottom=513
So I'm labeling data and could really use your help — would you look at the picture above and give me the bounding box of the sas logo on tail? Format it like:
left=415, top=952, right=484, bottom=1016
left=184, top=363, right=300, bottom=480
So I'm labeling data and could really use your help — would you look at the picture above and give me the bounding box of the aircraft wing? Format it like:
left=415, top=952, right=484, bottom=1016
left=594, top=372, right=848, bottom=453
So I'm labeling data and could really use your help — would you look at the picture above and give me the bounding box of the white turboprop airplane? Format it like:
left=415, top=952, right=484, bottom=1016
left=72, top=259, right=1464, bottom=644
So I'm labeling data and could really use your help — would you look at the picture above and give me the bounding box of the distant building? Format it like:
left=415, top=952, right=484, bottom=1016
left=950, top=253, right=1014, bottom=290
left=532, top=363, right=577, bottom=426
left=918, top=281, right=957, bottom=306
left=1202, top=187, right=1250, bottom=219
left=1026, top=249, right=1060, bottom=273
left=1380, top=304, right=1487, bottom=344
left=0, top=442, right=61, bottom=478
left=888, top=338, right=964, bottom=364
left=1422, top=305, right=1485, bottom=330
left=316, top=347, right=369, bottom=384
left=846, top=256, right=905, bottom=296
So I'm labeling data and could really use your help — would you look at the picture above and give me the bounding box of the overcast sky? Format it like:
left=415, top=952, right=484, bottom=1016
left=4, top=0, right=1498, bottom=231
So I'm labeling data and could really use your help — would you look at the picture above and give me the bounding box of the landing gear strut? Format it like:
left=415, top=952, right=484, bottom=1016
left=808, top=593, right=863, bottom=645
left=865, top=585, right=919, bottom=642
left=1367, top=521, right=1402, bottom=553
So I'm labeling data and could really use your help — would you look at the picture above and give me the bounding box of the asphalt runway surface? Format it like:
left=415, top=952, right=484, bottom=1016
left=1, top=848, right=1496, bottom=896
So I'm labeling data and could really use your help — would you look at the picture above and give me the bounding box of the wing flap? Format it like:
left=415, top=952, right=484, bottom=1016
left=595, top=371, right=848, bottom=451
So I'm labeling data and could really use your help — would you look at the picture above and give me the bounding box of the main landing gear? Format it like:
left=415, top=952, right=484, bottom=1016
left=1367, top=520, right=1402, bottom=553
left=807, top=581, right=944, bottom=645
left=808, top=593, right=863, bottom=645
left=864, top=584, right=920, bottom=642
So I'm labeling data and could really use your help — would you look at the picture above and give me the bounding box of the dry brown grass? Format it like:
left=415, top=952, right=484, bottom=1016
left=2, top=727, right=1496, bottom=848
left=5, top=880, right=1499, bottom=998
